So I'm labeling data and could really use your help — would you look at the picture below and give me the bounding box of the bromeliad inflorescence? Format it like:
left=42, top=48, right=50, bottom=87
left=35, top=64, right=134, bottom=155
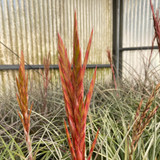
left=16, top=52, right=33, bottom=160
left=58, top=12, right=99, bottom=160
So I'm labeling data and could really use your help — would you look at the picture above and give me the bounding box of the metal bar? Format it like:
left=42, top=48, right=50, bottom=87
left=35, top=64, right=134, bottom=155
left=113, top=0, right=121, bottom=79
left=116, top=0, right=120, bottom=78
left=120, top=46, right=159, bottom=51
left=0, top=64, right=111, bottom=70
left=119, top=0, right=123, bottom=78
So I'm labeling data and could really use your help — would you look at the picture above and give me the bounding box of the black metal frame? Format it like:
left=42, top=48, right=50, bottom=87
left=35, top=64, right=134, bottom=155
left=0, top=33, right=110, bottom=71
left=120, top=46, right=159, bottom=51
left=113, top=0, right=123, bottom=79
left=0, top=64, right=110, bottom=70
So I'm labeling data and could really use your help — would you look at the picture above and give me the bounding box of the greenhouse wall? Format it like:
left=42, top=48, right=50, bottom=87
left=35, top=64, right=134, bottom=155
left=122, top=0, right=160, bottom=81
left=0, top=0, right=113, bottom=96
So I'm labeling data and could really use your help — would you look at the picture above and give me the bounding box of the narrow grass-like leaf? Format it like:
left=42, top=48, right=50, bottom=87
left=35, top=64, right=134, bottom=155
left=0, top=136, right=15, bottom=160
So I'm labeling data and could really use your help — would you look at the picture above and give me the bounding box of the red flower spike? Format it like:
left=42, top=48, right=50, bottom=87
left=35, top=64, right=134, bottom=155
left=130, top=83, right=160, bottom=157
left=150, top=0, right=160, bottom=64
left=16, top=52, right=33, bottom=160
left=58, top=11, right=98, bottom=160
left=106, top=50, right=117, bottom=90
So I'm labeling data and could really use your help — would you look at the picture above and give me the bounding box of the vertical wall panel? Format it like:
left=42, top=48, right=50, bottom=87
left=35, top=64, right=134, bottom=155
left=0, top=0, right=112, bottom=95
left=122, top=0, right=160, bottom=81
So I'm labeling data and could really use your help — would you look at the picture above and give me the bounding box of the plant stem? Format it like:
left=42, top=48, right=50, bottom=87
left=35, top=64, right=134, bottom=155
left=124, top=130, right=128, bottom=160
left=152, top=112, right=157, bottom=160
left=25, top=131, right=33, bottom=160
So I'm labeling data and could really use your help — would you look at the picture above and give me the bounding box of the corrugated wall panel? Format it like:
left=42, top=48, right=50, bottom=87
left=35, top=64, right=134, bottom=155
left=0, top=0, right=112, bottom=96
left=122, top=0, right=160, bottom=81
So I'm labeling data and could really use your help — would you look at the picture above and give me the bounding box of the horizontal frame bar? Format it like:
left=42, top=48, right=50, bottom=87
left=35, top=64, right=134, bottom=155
left=120, top=46, right=159, bottom=51
left=0, top=64, right=111, bottom=70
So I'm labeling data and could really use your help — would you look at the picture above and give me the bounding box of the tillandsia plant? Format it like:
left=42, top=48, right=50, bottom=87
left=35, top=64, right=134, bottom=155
left=107, top=50, right=117, bottom=90
left=16, top=52, right=33, bottom=160
left=58, top=12, right=99, bottom=160
left=40, top=52, right=51, bottom=115
left=129, top=83, right=160, bottom=160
